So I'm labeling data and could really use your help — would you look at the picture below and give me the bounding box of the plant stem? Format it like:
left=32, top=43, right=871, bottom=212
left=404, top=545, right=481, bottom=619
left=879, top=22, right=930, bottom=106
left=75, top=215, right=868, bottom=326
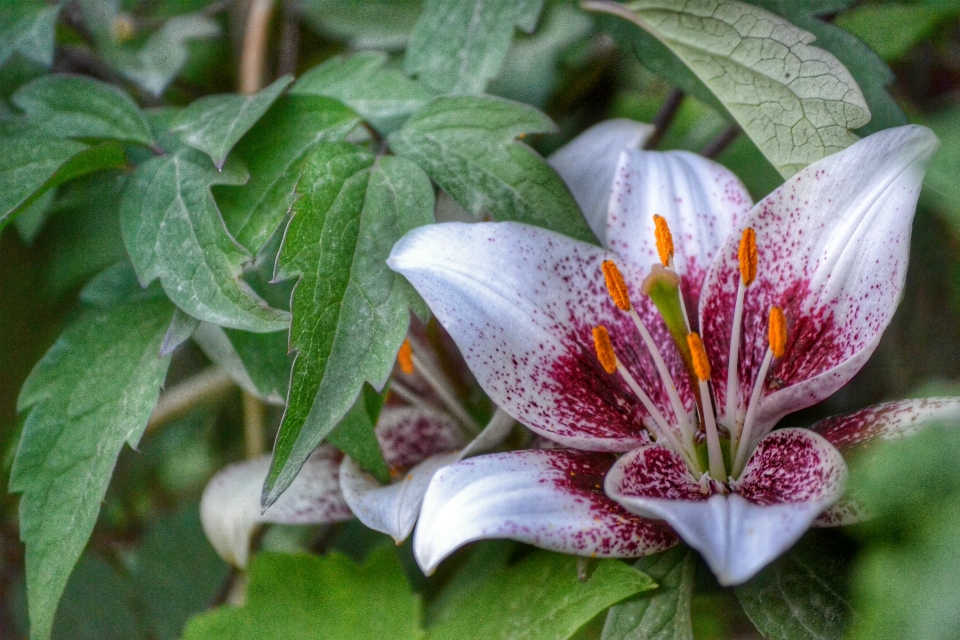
left=243, top=391, right=266, bottom=459
left=643, top=88, right=685, bottom=150
left=147, top=368, right=235, bottom=431
left=701, top=124, right=740, bottom=159
left=239, top=0, right=275, bottom=94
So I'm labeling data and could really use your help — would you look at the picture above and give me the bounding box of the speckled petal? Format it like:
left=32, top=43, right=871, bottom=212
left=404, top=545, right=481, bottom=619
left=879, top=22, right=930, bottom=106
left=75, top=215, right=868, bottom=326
left=811, top=397, right=960, bottom=454
left=199, top=446, right=351, bottom=567
left=548, top=118, right=653, bottom=244
left=376, top=406, right=465, bottom=472
left=607, top=150, right=751, bottom=320
left=389, top=222, right=695, bottom=451
left=413, top=449, right=678, bottom=574
left=700, top=125, right=939, bottom=433
left=607, top=429, right=846, bottom=585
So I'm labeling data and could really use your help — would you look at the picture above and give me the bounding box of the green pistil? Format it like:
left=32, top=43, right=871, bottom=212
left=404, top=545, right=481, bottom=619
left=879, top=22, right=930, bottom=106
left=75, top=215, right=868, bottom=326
left=642, top=265, right=694, bottom=377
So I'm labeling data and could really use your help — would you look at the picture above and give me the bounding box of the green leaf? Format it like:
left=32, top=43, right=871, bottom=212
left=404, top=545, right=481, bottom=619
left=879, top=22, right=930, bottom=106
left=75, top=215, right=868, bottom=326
left=191, top=323, right=289, bottom=404
left=49, top=554, right=141, bottom=640
left=405, top=0, right=544, bottom=95
left=602, top=546, right=696, bottom=640
left=0, top=134, right=127, bottom=227
left=120, top=149, right=290, bottom=332
left=921, top=107, right=960, bottom=235
left=326, top=384, right=391, bottom=484
left=10, top=299, right=174, bottom=640
left=585, top=0, right=871, bottom=178
left=388, top=95, right=596, bottom=243
left=12, top=74, right=154, bottom=146
left=292, top=52, right=433, bottom=133
left=215, top=95, right=361, bottom=254
left=107, top=15, right=220, bottom=97
left=160, top=308, right=201, bottom=356
left=834, top=3, right=958, bottom=63
left=428, top=551, right=655, bottom=640
left=182, top=548, right=424, bottom=640
left=735, top=531, right=856, bottom=640
left=170, top=75, right=293, bottom=169
left=0, top=3, right=60, bottom=68
left=300, top=0, right=423, bottom=50
left=264, top=145, right=433, bottom=507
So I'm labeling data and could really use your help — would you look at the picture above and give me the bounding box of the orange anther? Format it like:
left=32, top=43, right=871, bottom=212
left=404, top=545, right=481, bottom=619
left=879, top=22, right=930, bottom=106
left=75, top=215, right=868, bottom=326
left=601, top=260, right=631, bottom=311
left=592, top=326, right=618, bottom=374
left=739, top=228, right=757, bottom=286
left=686, top=332, right=711, bottom=381
left=653, top=215, right=674, bottom=266
left=768, top=307, right=786, bottom=358
left=397, top=339, right=414, bottom=374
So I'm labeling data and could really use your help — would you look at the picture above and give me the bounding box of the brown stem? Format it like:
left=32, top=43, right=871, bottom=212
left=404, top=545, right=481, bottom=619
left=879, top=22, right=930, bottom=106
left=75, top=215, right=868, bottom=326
left=239, top=0, right=276, bottom=94
left=146, top=368, right=234, bottom=431
left=276, top=1, right=300, bottom=77
left=643, top=88, right=685, bottom=150
left=701, top=124, right=740, bottom=159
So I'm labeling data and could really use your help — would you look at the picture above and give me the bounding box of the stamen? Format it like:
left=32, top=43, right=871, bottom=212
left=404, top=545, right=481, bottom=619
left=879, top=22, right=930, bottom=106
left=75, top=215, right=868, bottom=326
left=409, top=350, right=482, bottom=435
left=687, top=333, right=726, bottom=480
left=397, top=339, right=414, bottom=374
left=592, top=326, right=618, bottom=374
left=653, top=215, right=674, bottom=266
left=601, top=260, right=631, bottom=311
left=725, top=227, right=757, bottom=451
left=732, top=306, right=787, bottom=476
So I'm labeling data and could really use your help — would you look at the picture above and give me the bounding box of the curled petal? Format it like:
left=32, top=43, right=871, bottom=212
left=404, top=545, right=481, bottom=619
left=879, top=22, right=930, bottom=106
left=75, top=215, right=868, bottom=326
left=413, top=449, right=678, bottom=574
left=700, top=125, right=939, bottom=432
left=548, top=118, right=653, bottom=243
left=607, top=430, right=846, bottom=585
left=811, top=397, right=960, bottom=454
left=607, top=150, right=751, bottom=319
left=199, top=446, right=351, bottom=567
left=389, top=222, right=694, bottom=451
left=376, top=405, right=465, bottom=471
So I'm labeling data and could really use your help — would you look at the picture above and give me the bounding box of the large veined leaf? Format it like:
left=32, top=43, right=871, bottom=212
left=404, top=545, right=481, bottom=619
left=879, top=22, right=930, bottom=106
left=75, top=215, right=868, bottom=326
left=12, top=74, right=154, bottom=146
left=427, top=550, right=656, bottom=640
left=182, top=549, right=424, bottom=640
left=10, top=299, right=174, bottom=640
left=263, top=144, right=433, bottom=507
left=120, top=148, right=290, bottom=332
left=585, top=0, right=871, bottom=178
left=602, top=546, right=697, bottom=640
left=387, top=95, right=596, bottom=243
left=0, top=2, right=60, bottom=67
left=215, top=95, right=361, bottom=254
left=0, top=134, right=127, bottom=227
left=292, top=52, right=434, bottom=134
left=405, top=0, right=544, bottom=95
left=170, top=75, right=293, bottom=169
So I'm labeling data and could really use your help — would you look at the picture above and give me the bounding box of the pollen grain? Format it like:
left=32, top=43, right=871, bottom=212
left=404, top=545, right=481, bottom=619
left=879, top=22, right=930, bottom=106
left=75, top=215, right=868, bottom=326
left=739, top=228, right=757, bottom=286
left=592, top=326, right=618, bottom=374
left=653, top=215, right=674, bottom=266
left=768, top=307, right=786, bottom=358
left=601, top=260, right=632, bottom=311
left=397, top=339, right=414, bottom=374
left=686, top=332, right=711, bottom=381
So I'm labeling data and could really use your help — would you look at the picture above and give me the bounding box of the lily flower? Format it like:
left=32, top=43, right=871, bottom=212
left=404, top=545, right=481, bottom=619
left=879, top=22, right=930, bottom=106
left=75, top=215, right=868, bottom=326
left=388, top=121, right=960, bottom=585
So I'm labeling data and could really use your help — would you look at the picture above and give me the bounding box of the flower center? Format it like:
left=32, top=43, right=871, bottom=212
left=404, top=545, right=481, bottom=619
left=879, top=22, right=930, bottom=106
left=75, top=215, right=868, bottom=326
left=591, top=217, right=788, bottom=483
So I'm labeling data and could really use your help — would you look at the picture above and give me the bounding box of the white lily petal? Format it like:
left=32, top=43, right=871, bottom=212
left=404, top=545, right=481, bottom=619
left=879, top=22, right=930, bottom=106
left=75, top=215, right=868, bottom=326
left=607, top=429, right=846, bottom=585
left=413, top=449, right=678, bottom=574
left=340, top=451, right=461, bottom=544
left=811, top=397, right=960, bottom=453
left=548, top=118, right=654, bottom=243
left=460, top=407, right=514, bottom=459
left=389, top=221, right=694, bottom=451
left=376, top=405, right=465, bottom=471
left=607, top=149, right=751, bottom=316
left=199, top=446, right=351, bottom=567
left=700, top=125, right=939, bottom=435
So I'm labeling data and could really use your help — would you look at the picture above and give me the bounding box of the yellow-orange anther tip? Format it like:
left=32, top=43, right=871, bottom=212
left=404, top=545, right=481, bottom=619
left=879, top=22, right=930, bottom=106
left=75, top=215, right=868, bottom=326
left=601, top=260, right=631, bottom=311
left=686, top=332, right=711, bottom=381
left=397, top=339, right=414, bottom=374
left=592, top=326, right=618, bottom=375
left=739, top=228, right=757, bottom=286
left=768, top=307, right=786, bottom=358
left=653, top=215, right=674, bottom=266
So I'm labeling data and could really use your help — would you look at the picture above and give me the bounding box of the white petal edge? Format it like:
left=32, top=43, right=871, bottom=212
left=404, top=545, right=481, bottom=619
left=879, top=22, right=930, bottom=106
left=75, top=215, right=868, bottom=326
left=413, top=449, right=678, bottom=574
left=548, top=118, right=653, bottom=244
left=199, top=446, right=350, bottom=567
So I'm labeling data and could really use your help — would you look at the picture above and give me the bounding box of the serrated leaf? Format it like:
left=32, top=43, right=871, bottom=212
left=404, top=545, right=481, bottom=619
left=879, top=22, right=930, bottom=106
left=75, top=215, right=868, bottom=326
left=586, top=0, right=871, bottom=178
left=602, top=546, right=696, bottom=640
left=170, top=75, right=293, bottom=169
left=191, top=323, right=288, bottom=404
left=0, top=134, right=127, bottom=227
left=406, top=0, right=545, bottom=95
left=292, top=52, right=433, bottom=133
left=120, top=149, right=290, bottom=332
left=735, top=531, right=856, bottom=640
left=12, top=74, right=154, bottom=146
left=264, top=145, right=433, bottom=507
left=106, top=15, right=219, bottom=97
left=388, top=95, right=595, bottom=243
left=182, top=548, right=424, bottom=640
left=10, top=299, right=174, bottom=640
left=215, top=95, right=361, bottom=254
left=160, top=308, right=201, bottom=356
left=427, top=551, right=655, bottom=640
left=326, top=384, right=391, bottom=484
left=0, top=3, right=60, bottom=68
